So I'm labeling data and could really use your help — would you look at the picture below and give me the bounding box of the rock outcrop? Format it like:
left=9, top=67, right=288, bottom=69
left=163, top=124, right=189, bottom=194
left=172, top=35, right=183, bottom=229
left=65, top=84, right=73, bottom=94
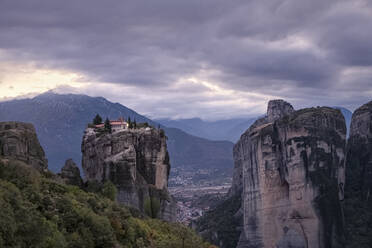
left=344, top=100, right=372, bottom=246
left=267, top=99, right=295, bottom=122
left=347, top=100, right=372, bottom=200
left=81, top=127, right=176, bottom=221
left=234, top=100, right=346, bottom=248
left=0, top=121, right=48, bottom=171
left=58, top=159, right=83, bottom=187
left=230, top=100, right=295, bottom=198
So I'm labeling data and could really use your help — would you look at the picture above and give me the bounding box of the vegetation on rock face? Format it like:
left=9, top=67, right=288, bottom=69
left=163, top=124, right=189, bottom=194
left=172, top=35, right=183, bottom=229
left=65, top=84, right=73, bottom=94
left=196, top=193, right=242, bottom=248
left=144, top=197, right=161, bottom=219
left=344, top=136, right=372, bottom=248
left=0, top=160, right=214, bottom=248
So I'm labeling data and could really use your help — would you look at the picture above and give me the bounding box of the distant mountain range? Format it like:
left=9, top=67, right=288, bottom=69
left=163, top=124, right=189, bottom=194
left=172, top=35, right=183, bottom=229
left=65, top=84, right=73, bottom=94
left=0, top=92, right=352, bottom=175
left=334, top=107, right=352, bottom=136
left=157, top=107, right=352, bottom=142
left=0, top=92, right=234, bottom=173
left=156, top=117, right=257, bottom=142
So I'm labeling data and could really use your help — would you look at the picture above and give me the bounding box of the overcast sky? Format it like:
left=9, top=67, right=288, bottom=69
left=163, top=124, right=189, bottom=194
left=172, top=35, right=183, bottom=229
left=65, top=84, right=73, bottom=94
left=0, top=0, right=371, bottom=120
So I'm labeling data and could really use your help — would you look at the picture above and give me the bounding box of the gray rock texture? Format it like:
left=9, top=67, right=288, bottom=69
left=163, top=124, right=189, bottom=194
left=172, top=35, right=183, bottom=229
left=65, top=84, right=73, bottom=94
left=349, top=101, right=372, bottom=139
left=347, top=100, right=372, bottom=200
left=230, top=100, right=295, bottom=198
left=81, top=127, right=176, bottom=221
left=0, top=121, right=48, bottom=171
left=59, top=159, right=83, bottom=187
left=267, top=99, right=295, bottom=122
left=343, top=100, right=372, bottom=246
left=234, top=100, right=345, bottom=248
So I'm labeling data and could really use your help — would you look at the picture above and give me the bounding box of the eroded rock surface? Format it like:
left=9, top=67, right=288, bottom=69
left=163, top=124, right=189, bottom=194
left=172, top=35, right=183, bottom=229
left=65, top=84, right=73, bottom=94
left=59, top=159, right=83, bottom=187
left=347, top=100, right=372, bottom=200
left=82, top=127, right=176, bottom=221
left=0, top=121, right=48, bottom=171
left=234, top=100, right=345, bottom=248
left=230, top=100, right=294, bottom=198
left=344, top=100, right=372, bottom=246
left=267, top=99, right=295, bottom=122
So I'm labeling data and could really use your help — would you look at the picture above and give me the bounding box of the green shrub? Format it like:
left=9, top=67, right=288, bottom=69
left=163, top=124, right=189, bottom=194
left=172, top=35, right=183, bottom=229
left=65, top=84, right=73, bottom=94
left=144, top=197, right=160, bottom=218
left=101, top=180, right=117, bottom=201
left=0, top=159, right=214, bottom=248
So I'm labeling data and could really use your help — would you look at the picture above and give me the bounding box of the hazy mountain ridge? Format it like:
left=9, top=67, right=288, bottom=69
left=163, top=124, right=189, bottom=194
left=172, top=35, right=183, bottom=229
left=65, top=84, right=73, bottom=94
left=158, top=107, right=352, bottom=142
left=0, top=92, right=233, bottom=173
left=156, top=117, right=256, bottom=142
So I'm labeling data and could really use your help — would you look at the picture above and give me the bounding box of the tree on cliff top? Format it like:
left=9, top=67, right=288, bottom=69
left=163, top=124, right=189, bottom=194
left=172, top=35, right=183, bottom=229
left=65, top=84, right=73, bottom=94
left=93, top=114, right=103, bottom=125
left=127, top=117, right=133, bottom=129
left=104, top=118, right=112, bottom=133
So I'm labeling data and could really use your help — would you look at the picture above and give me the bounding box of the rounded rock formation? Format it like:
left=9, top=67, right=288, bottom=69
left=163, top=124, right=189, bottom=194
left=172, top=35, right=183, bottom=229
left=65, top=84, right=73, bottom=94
left=0, top=121, right=48, bottom=171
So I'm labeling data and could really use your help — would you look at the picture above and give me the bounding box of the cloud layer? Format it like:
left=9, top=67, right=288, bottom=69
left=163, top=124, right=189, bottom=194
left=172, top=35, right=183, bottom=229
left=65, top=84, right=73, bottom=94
left=1, top=0, right=371, bottom=119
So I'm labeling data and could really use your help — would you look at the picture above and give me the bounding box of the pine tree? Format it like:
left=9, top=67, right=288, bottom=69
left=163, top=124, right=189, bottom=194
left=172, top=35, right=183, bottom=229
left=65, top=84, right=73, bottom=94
left=93, top=114, right=102, bottom=125
left=128, top=117, right=133, bottom=129
left=104, top=118, right=112, bottom=133
left=133, top=119, right=137, bottom=129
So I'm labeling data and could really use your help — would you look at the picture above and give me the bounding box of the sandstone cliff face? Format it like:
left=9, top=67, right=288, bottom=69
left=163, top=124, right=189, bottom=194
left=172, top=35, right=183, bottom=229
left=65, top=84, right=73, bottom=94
left=230, top=100, right=294, bottom=198
left=82, top=127, right=176, bottom=221
left=234, top=100, right=345, bottom=248
left=347, top=100, right=372, bottom=200
left=267, top=99, right=295, bottom=123
left=344, top=100, right=372, bottom=246
left=0, top=121, right=48, bottom=171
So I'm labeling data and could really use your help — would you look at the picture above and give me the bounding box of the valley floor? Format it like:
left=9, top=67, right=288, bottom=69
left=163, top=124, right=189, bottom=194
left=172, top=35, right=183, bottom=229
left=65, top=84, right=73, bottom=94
left=168, top=167, right=231, bottom=225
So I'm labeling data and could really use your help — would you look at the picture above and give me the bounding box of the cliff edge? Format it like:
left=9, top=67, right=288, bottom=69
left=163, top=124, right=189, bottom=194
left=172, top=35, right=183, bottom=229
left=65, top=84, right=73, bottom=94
left=81, top=126, right=176, bottom=221
left=344, top=100, right=372, bottom=246
left=234, top=100, right=346, bottom=248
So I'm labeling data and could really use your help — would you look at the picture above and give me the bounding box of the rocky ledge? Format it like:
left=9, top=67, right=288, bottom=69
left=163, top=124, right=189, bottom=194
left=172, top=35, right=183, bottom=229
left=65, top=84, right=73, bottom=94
left=81, top=127, right=176, bottom=222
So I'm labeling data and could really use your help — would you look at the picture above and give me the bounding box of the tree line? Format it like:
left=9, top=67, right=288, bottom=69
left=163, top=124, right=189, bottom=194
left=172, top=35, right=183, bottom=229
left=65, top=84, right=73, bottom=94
left=92, top=114, right=151, bottom=133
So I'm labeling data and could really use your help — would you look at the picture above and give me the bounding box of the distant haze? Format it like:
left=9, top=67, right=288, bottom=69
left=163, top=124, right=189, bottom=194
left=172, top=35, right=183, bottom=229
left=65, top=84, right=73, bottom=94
left=157, top=106, right=352, bottom=142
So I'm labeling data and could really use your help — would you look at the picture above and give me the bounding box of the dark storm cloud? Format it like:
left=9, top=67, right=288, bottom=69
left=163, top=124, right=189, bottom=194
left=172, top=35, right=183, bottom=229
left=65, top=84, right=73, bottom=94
left=316, top=7, right=372, bottom=66
left=0, top=0, right=371, bottom=117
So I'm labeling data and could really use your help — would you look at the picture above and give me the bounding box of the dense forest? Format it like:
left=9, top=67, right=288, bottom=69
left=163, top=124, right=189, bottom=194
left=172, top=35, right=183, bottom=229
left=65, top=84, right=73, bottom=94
left=0, top=159, right=214, bottom=248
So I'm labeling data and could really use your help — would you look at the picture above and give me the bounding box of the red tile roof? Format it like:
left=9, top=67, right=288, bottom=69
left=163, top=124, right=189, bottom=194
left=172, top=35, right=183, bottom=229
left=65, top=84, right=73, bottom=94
left=94, top=118, right=127, bottom=128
